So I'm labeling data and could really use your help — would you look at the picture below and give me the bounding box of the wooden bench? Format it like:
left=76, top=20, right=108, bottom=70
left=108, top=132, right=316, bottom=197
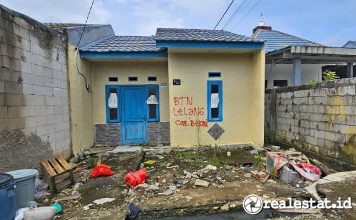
left=40, top=155, right=75, bottom=192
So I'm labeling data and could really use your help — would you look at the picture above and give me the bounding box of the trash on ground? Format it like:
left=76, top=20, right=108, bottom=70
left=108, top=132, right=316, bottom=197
left=194, top=179, right=210, bottom=187
left=23, top=206, right=57, bottom=220
left=127, top=203, right=141, bottom=219
left=92, top=198, right=116, bottom=205
left=144, top=160, right=157, bottom=167
left=291, top=162, right=321, bottom=182
left=50, top=203, right=62, bottom=214
left=90, top=164, right=113, bottom=178
left=124, top=168, right=148, bottom=188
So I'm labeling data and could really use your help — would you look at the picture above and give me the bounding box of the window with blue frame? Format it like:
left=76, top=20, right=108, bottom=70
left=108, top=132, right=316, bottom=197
left=106, top=85, right=120, bottom=123
left=207, top=80, right=223, bottom=122
left=146, top=85, right=160, bottom=122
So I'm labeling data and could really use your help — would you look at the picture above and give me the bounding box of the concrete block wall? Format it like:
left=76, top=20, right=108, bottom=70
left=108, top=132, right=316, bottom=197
left=0, top=5, right=70, bottom=171
left=265, top=78, right=356, bottom=165
left=147, top=122, right=170, bottom=145
left=94, top=122, right=170, bottom=146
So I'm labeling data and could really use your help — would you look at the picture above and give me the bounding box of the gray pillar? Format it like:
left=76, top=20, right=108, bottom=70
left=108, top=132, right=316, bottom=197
left=293, top=58, right=302, bottom=85
left=347, top=62, right=353, bottom=78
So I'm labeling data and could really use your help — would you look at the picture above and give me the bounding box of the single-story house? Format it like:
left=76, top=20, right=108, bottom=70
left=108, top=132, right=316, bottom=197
left=63, top=27, right=265, bottom=153
left=252, top=22, right=356, bottom=89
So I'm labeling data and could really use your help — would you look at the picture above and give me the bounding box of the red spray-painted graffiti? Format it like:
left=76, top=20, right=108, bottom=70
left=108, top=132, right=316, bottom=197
left=173, top=96, right=208, bottom=127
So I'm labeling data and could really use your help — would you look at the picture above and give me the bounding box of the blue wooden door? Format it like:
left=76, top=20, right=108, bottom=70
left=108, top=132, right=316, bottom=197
left=120, top=86, right=147, bottom=144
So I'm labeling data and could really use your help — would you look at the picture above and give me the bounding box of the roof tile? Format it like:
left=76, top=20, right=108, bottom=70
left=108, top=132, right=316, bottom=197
left=155, top=28, right=259, bottom=42
left=253, top=29, right=323, bottom=52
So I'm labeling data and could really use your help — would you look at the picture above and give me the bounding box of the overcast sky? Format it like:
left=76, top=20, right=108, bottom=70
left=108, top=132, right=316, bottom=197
left=1, top=0, right=355, bottom=46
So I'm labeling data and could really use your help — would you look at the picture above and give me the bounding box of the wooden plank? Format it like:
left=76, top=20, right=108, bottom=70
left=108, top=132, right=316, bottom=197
left=54, top=172, right=71, bottom=183
left=41, top=161, right=57, bottom=177
left=56, top=179, right=73, bottom=191
left=49, top=158, right=65, bottom=174
left=56, top=155, right=72, bottom=171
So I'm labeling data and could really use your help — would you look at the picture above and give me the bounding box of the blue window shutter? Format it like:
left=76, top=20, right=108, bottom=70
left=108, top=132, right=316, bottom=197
left=146, top=84, right=160, bottom=122
left=207, top=80, right=223, bottom=122
left=105, top=85, right=120, bottom=123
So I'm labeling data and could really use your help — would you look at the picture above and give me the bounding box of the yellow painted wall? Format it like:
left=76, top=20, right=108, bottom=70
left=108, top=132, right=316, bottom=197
left=91, top=61, right=169, bottom=124
left=168, top=51, right=265, bottom=147
left=67, top=44, right=94, bottom=154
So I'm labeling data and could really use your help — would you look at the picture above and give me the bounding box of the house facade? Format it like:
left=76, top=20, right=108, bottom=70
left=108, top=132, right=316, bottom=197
left=66, top=28, right=265, bottom=152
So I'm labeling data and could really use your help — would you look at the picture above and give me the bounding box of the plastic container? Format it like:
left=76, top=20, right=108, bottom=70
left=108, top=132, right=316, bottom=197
left=7, top=169, right=38, bottom=208
left=0, top=173, right=16, bottom=220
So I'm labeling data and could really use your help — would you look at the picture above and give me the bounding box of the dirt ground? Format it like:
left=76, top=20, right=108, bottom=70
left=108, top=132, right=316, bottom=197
left=36, top=145, right=355, bottom=219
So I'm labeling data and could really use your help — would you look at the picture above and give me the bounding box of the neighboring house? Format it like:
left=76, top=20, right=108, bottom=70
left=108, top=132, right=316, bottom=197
left=69, top=28, right=265, bottom=149
left=343, top=40, right=356, bottom=48
left=252, top=22, right=324, bottom=89
left=253, top=22, right=356, bottom=89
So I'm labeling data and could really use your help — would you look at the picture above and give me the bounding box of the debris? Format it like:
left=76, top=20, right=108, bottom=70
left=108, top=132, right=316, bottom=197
left=34, top=178, right=49, bottom=199
left=271, top=145, right=280, bottom=150
left=280, top=165, right=300, bottom=184
left=227, top=151, right=231, bottom=157
left=184, top=170, right=199, bottom=179
left=57, top=195, right=80, bottom=202
left=93, top=198, right=115, bottom=205
left=23, top=207, right=57, bottom=220
left=158, top=189, right=174, bottom=196
left=40, top=155, right=75, bottom=192
left=83, top=204, right=93, bottom=210
left=144, top=160, right=156, bottom=167
left=241, top=162, right=253, bottom=167
left=90, top=164, right=113, bottom=178
left=15, top=208, right=27, bottom=220
left=185, top=196, right=192, bottom=201
left=310, top=159, right=335, bottom=175
left=127, top=203, right=140, bottom=219
left=194, top=179, right=209, bottom=187
left=156, top=155, right=165, bottom=160
left=205, top=164, right=217, bottom=170
left=250, top=149, right=258, bottom=155
left=244, top=173, right=251, bottom=178
left=291, top=162, right=320, bottom=182
left=51, top=203, right=62, bottom=214
left=291, top=181, right=307, bottom=188
left=169, top=184, right=177, bottom=190
left=166, top=165, right=179, bottom=169
left=124, top=169, right=148, bottom=188
left=220, top=204, right=229, bottom=211
left=266, top=152, right=288, bottom=174
left=196, top=164, right=217, bottom=175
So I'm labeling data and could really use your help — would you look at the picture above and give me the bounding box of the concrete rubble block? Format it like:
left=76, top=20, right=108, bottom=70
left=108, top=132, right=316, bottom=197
left=194, top=179, right=209, bottom=187
left=280, top=165, right=300, bottom=184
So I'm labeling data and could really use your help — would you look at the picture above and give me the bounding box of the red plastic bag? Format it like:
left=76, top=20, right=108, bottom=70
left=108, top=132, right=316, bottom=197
left=124, top=168, right=148, bottom=188
left=90, top=164, right=113, bottom=178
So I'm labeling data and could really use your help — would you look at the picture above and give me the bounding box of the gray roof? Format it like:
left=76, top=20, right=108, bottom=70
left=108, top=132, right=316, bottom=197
left=343, top=40, right=356, bottom=48
left=81, top=36, right=161, bottom=52
left=252, top=29, right=323, bottom=52
left=80, top=28, right=262, bottom=53
left=155, top=28, right=259, bottom=42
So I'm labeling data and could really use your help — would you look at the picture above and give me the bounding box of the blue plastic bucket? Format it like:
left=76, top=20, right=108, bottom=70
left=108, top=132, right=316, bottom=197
left=0, top=173, right=16, bottom=220
left=7, top=169, right=38, bottom=208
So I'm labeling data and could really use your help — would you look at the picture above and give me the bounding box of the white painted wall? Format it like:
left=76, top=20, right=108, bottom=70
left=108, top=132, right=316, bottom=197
left=266, top=64, right=323, bottom=89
